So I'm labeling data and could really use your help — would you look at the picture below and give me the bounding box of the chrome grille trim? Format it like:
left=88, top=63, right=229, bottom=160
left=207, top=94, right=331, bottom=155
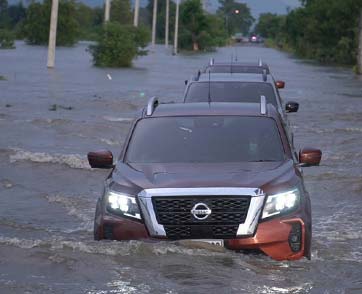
left=138, top=187, right=265, bottom=238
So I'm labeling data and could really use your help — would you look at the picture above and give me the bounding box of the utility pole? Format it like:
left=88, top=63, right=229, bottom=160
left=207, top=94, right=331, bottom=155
left=173, top=0, right=179, bottom=55
left=47, top=0, right=59, bottom=68
left=151, top=0, right=158, bottom=46
left=358, top=8, right=362, bottom=74
left=134, top=0, right=140, bottom=27
left=165, top=0, right=169, bottom=47
left=104, top=0, right=111, bottom=22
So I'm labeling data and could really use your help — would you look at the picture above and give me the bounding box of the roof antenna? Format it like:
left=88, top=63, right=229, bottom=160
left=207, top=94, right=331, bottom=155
left=262, top=69, right=267, bottom=82
left=208, top=69, right=211, bottom=105
left=230, top=53, right=233, bottom=74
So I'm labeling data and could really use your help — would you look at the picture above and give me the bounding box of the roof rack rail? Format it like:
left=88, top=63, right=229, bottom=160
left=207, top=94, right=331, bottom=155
left=262, top=69, right=267, bottom=82
left=258, top=58, right=263, bottom=67
left=209, top=58, right=214, bottom=66
left=260, top=95, right=267, bottom=115
left=146, top=96, right=159, bottom=116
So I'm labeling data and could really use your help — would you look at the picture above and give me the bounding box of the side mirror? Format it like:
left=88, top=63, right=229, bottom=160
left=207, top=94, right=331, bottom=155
left=185, top=80, right=188, bottom=85
left=88, top=150, right=114, bottom=169
left=285, top=101, right=299, bottom=113
left=299, top=148, right=322, bottom=166
left=276, top=81, right=285, bottom=89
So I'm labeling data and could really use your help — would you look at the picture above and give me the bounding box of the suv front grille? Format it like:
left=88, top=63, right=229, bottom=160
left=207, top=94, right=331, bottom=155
left=164, top=225, right=239, bottom=239
left=152, top=196, right=250, bottom=239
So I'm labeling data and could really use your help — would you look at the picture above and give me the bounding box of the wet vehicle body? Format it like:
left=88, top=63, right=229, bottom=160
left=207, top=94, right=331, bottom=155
left=88, top=99, right=322, bottom=261
left=183, top=73, right=299, bottom=116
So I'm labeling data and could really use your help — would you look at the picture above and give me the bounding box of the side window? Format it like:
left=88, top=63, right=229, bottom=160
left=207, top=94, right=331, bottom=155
left=280, top=119, right=298, bottom=163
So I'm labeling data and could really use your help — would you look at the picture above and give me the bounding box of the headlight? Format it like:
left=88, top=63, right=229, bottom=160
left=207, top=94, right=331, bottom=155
left=106, top=190, right=141, bottom=220
left=262, top=188, right=300, bottom=219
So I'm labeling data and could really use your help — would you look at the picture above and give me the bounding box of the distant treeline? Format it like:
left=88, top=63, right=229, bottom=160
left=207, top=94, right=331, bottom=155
left=0, top=0, right=105, bottom=47
left=0, top=0, right=255, bottom=67
left=0, top=0, right=254, bottom=51
left=255, top=0, right=362, bottom=66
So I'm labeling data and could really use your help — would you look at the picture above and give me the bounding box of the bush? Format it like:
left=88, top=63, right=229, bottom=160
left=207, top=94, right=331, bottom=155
left=0, top=29, right=15, bottom=49
left=89, top=22, right=150, bottom=67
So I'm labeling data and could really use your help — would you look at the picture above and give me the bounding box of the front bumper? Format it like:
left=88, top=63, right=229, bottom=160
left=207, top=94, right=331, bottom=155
left=225, top=217, right=308, bottom=261
left=97, top=213, right=310, bottom=261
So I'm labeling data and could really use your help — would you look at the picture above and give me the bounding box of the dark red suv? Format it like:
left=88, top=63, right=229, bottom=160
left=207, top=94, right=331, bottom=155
left=88, top=98, right=322, bottom=261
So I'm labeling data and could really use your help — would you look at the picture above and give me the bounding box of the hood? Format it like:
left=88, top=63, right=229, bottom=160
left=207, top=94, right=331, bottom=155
left=110, top=160, right=300, bottom=194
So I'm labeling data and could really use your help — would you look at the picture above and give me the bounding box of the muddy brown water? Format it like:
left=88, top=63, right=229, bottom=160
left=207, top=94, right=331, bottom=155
left=0, top=41, right=361, bottom=293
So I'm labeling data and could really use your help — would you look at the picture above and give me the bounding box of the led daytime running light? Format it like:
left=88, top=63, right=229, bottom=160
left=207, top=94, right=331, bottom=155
left=262, top=188, right=300, bottom=219
left=107, top=190, right=141, bottom=219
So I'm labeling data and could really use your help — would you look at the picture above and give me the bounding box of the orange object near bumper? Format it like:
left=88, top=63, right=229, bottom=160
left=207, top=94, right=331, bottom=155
left=225, top=217, right=307, bottom=261
left=98, top=211, right=310, bottom=261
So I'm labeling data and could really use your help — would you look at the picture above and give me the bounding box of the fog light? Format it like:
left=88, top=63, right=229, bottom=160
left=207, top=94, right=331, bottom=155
left=288, top=223, right=302, bottom=253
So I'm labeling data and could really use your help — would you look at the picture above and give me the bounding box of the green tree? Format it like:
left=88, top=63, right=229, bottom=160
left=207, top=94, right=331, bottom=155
left=7, top=2, right=26, bottom=38
left=76, top=3, right=95, bottom=30
left=92, top=7, right=104, bottom=27
left=23, top=2, right=48, bottom=44
left=0, top=0, right=10, bottom=28
left=0, top=0, right=15, bottom=48
left=289, top=0, right=361, bottom=63
left=206, top=14, right=228, bottom=47
left=7, top=2, right=26, bottom=28
left=75, top=3, right=102, bottom=40
left=89, top=22, right=150, bottom=67
left=255, top=13, right=285, bottom=39
left=217, top=0, right=254, bottom=35
left=255, top=0, right=362, bottom=65
left=23, top=0, right=78, bottom=46
left=178, top=0, right=227, bottom=51
left=0, top=29, right=15, bottom=48
left=179, top=0, right=208, bottom=51
left=110, top=0, right=132, bottom=25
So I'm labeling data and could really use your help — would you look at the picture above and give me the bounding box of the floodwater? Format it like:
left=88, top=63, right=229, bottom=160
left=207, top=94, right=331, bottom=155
left=0, top=41, right=362, bottom=293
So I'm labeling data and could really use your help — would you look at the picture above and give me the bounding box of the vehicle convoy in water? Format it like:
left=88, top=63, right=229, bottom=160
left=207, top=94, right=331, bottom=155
left=183, top=72, right=299, bottom=116
left=196, top=59, right=287, bottom=90
left=88, top=98, right=322, bottom=261
left=185, top=59, right=299, bottom=117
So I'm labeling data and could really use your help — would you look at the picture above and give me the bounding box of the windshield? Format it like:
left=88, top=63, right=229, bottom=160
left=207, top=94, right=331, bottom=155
left=205, top=66, right=270, bottom=74
left=185, top=82, right=277, bottom=106
left=126, top=116, right=285, bottom=163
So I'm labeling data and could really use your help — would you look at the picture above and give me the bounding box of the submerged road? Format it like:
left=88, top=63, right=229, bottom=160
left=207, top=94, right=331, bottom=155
left=0, top=42, right=362, bottom=293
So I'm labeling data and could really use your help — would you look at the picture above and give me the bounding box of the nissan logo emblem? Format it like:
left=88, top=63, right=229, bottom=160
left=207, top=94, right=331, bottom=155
left=191, top=203, right=212, bottom=220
